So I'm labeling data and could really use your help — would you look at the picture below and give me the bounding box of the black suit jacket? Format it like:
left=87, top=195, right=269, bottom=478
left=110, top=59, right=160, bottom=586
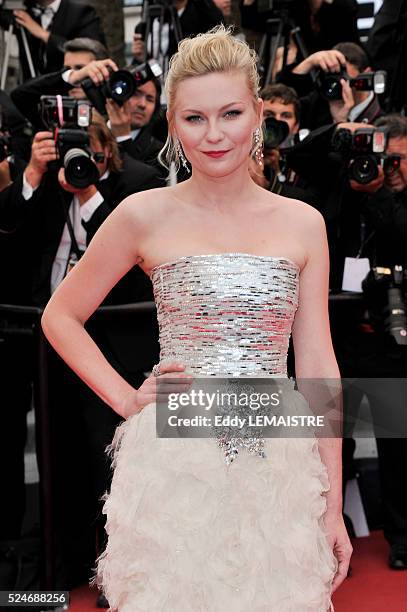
left=277, top=64, right=383, bottom=130
left=11, top=69, right=73, bottom=130
left=17, top=0, right=105, bottom=79
left=136, top=0, right=224, bottom=58
left=0, top=155, right=161, bottom=307
left=118, top=125, right=166, bottom=177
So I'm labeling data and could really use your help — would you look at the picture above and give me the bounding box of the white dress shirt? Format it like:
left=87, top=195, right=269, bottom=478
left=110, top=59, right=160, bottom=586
left=348, top=91, right=375, bottom=123
left=22, top=169, right=109, bottom=293
left=32, top=0, right=61, bottom=30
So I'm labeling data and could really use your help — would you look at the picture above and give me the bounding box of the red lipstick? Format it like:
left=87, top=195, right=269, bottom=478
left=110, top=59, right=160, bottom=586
left=202, top=150, right=230, bottom=158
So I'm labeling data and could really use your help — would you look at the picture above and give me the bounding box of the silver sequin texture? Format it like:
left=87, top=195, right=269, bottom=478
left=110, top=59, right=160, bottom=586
left=150, top=253, right=300, bottom=464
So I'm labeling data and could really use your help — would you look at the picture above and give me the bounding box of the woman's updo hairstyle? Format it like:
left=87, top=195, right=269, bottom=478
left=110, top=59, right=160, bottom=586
left=158, top=25, right=262, bottom=172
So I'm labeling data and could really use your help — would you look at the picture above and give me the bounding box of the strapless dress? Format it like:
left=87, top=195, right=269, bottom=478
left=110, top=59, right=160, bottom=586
left=95, top=253, right=338, bottom=611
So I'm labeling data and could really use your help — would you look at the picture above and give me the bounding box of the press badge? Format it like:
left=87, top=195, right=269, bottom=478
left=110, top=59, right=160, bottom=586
left=342, top=257, right=370, bottom=292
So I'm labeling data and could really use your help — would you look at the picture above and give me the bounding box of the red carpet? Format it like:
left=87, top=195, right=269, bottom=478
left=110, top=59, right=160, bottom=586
left=69, top=530, right=407, bottom=611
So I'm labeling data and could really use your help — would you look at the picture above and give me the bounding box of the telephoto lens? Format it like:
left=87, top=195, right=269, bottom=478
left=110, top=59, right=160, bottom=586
left=108, top=70, right=138, bottom=104
left=348, top=155, right=379, bottom=184
left=57, top=129, right=99, bottom=189
left=317, top=68, right=347, bottom=101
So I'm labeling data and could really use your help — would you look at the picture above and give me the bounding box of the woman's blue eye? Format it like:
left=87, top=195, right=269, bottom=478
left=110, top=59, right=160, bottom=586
left=185, top=110, right=242, bottom=122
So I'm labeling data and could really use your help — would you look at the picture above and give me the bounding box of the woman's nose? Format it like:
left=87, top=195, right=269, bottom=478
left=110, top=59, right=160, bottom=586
left=206, top=121, right=223, bottom=143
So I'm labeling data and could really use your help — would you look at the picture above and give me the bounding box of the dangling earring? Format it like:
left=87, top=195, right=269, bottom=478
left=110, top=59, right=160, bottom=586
left=176, top=139, right=191, bottom=174
left=252, top=127, right=264, bottom=167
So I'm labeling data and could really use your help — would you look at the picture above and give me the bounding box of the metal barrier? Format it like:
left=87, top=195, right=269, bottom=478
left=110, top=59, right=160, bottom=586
left=0, top=302, right=159, bottom=590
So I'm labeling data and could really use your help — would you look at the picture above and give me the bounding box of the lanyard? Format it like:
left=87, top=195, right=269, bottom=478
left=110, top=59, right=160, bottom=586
left=357, top=218, right=375, bottom=259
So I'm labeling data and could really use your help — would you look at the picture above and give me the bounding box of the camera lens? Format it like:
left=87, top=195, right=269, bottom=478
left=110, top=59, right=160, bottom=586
left=109, top=70, right=136, bottom=104
left=323, top=77, right=342, bottom=100
left=349, top=155, right=379, bottom=184
left=64, top=148, right=99, bottom=189
left=263, top=117, right=289, bottom=149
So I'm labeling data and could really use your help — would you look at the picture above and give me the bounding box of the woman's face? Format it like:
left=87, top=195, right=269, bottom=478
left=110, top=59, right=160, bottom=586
left=172, top=71, right=262, bottom=178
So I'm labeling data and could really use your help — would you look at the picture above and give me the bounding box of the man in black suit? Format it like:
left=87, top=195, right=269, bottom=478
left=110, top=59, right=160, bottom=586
left=10, top=38, right=109, bottom=129
left=0, top=118, right=161, bottom=587
left=11, top=51, right=166, bottom=174
left=10, top=0, right=105, bottom=80
left=277, top=42, right=383, bottom=131
left=106, top=76, right=165, bottom=170
left=133, top=0, right=224, bottom=63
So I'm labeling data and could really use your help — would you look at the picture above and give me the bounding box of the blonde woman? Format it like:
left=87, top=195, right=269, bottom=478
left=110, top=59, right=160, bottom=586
left=42, top=26, right=352, bottom=611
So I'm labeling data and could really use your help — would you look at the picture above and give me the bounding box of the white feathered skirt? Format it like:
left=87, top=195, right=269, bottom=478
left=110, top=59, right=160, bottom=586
left=94, top=401, right=339, bottom=611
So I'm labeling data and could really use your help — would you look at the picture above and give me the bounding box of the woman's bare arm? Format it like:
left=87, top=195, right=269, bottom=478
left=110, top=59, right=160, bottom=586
left=41, top=195, right=149, bottom=417
left=291, top=206, right=343, bottom=515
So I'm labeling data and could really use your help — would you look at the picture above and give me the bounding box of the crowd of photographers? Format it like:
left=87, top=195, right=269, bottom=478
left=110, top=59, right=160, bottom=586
left=1, top=0, right=407, bottom=599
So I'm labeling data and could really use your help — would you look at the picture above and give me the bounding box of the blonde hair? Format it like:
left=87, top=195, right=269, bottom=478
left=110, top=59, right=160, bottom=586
left=158, top=25, right=263, bottom=172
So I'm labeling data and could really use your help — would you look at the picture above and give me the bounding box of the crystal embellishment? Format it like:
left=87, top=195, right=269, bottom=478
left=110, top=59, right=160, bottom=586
left=150, top=253, right=299, bottom=465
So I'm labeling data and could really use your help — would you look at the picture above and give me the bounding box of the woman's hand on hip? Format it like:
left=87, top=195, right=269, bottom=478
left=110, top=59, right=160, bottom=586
left=121, top=362, right=193, bottom=419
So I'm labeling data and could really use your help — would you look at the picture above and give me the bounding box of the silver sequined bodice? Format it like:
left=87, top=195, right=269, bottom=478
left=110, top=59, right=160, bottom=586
left=150, top=253, right=300, bottom=464
left=151, top=253, right=299, bottom=377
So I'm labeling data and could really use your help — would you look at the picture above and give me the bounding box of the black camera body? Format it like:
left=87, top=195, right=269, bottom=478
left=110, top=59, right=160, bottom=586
left=317, top=68, right=387, bottom=102
left=81, top=60, right=162, bottom=115
left=332, top=127, right=388, bottom=184
left=39, top=96, right=99, bottom=189
left=362, top=265, right=407, bottom=346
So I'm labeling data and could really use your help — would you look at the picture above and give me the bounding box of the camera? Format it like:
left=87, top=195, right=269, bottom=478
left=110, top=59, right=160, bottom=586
left=263, top=117, right=289, bottom=149
left=332, top=127, right=388, bottom=184
left=39, top=96, right=99, bottom=189
left=81, top=60, right=162, bottom=115
left=317, top=67, right=387, bottom=102
left=362, top=265, right=407, bottom=346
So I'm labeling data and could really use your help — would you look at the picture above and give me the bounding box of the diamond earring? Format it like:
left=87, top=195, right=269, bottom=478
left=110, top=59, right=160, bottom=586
left=252, top=127, right=264, bottom=166
left=176, top=139, right=191, bottom=173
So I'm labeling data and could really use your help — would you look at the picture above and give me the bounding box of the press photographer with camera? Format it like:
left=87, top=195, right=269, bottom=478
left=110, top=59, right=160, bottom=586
left=10, top=37, right=110, bottom=128
left=277, top=42, right=384, bottom=130
left=240, top=0, right=360, bottom=56
left=321, top=114, right=407, bottom=570
left=249, top=83, right=321, bottom=206
left=4, top=0, right=106, bottom=81
left=132, top=0, right=224, bottom=65
left=0, top=104, right=162, bottom=588
left=0, top=91, right=36, bottom=568
left=250, top=83, right=299, bottom=190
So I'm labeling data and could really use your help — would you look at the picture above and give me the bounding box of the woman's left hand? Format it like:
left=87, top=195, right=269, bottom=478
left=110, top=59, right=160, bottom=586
left=324, top=511, right=353, bottom=593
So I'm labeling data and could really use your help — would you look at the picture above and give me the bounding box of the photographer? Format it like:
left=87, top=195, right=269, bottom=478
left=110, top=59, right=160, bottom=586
left=105, top=78, right=164, bottom=169
left=0, top=93, right=35, bottom=565
left=10, top=38, right=109, bottom=128
left=12, top=51, right=166, bottom=172
left=0, top=114, right=162, bottom=587
left=240, top=0, right=360, bottom=55
left=250, top=83, right=321, bottom=205
left=324, top=114, right=407, bottom=570
left=277, top=42, right=383, bottom=130
left=132, top=0, right=224, bottom=64
left=7, top=0, right=105, bottom=80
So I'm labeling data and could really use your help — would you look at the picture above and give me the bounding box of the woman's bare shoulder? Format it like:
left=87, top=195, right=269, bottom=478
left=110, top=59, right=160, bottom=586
left=268, top=192, right=325, bottom=231
left=113, top=186, right=179, bottom=227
